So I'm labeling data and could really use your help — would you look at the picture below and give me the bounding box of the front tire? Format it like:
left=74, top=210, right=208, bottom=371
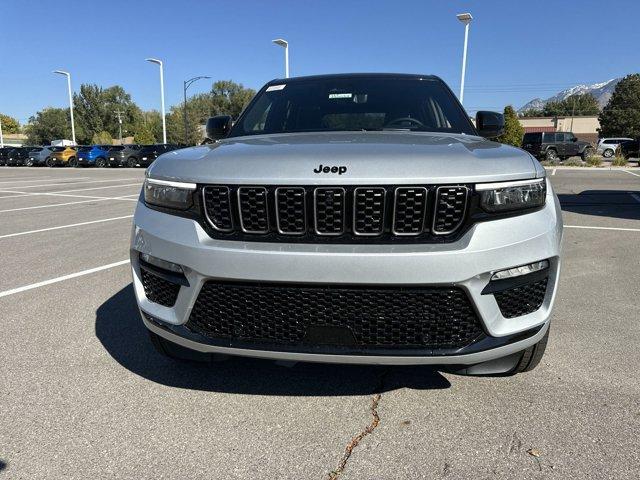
left=95, top=157, right=107, bottom=168
left=603, top=149, right=614, bottom=158
left=581, top=147, right=594, bottom=161
left=68, top=157, right=77, bottom=168
left=46, top=157, right=55, bottom=168
left=545, top=149, right=558, bottom=162
left=26, top=158, right=35, bottom=167
left=511, top=328, right=549, bottom=373
left=127, top=157, right=138, bottom=168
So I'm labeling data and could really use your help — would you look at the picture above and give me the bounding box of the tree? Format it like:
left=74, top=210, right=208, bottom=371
left=497, top=105, right=524, bottom=146
left=133, top=123, right=156, bottom=144
left=24, top=108, right=71, bottom=144
left=211, top=80, right=256, bottom=118
left=166, top=93, right=212, bottom=145
left=598, top=74, right=640, bottom=138
left=542, top=93, right=599, bottom=117
left=520, top=109, right=543, bottom=117
left=0, top=114, right=21, bottom=134
left=92, top=131, right=113, bottom=145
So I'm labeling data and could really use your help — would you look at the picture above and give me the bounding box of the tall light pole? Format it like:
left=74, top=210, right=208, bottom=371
left=53, top=70, right=76, bottom=145
left=0, top=117, right=3, bottom=148
left=183, top=75, right=211, bottom=145
left=146, top=58, right=167, bottom=144
left=456, top=13, right=473, bottom=105
left=272, top=38, right=289, bottom=78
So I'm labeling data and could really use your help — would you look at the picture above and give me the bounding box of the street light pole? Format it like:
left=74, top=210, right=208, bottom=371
left=183, top=75, right=211, bottom=145
left=0, top=117, right=3, bottom=148
left=456, top=13, right=473, bottom=105
left=272, top=39, right=289, bottom=78
left=53, top=70, right=76, bottom=144
left=146, top=58, right=167, bottom=144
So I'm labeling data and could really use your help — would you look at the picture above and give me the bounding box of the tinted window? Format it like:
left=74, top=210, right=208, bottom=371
left=231, top=76, right=474, bottom=137
left=542, top=132, right=556, bottom=143
left=523, top=133, right=541, bottom=143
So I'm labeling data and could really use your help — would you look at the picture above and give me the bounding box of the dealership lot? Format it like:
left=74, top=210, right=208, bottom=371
left=0, top=167, right=638, bottom=479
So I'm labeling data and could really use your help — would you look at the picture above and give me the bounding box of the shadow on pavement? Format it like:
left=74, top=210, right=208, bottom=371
left=95, top=284, right=451, bottom=396
left=558, top=190, right=640, bottom=221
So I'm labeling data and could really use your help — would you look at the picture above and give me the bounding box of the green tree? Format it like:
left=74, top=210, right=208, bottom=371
left=542, top=93, right=599, bottom=117
left=142, top=110, right=164, bottom=143
left=166, top=93, right=212, bottom=145
left=211, top=80, right=256, bottom=118
left=598, top=74, right=640, bottom=137
left=133, top=123, right=156, bottom=144
left=24, top=108, right=71, bottom=144
left=0, top=114, right=21, bottom=134
left=520, top=109, right=543, bottom=117
left=496, top=105, right=525, bottom=146
left=92, top=131, right=113, bottom=145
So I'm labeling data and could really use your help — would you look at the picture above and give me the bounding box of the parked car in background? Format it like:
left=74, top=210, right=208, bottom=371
left=107, top=144, right=143, bottom=167
left=76, top=145, right=110, bottom=167
left=616, top=139, right=639, bottom=159
left=49, top=146, right=78, bottom=167
left=6, top=147, right=30, bottom=166
left=136, top=144, right=179, bottom=167
left=26, top=146, right=65, bottom=167
left=522, top=131, right=594, bottom=162
left=0, top=147, right=13, bottom=166
left=597, top=138, right=633, bottom=158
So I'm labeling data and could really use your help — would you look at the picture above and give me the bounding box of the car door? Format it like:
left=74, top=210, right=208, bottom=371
left=564, top=133, right=580, bottom=157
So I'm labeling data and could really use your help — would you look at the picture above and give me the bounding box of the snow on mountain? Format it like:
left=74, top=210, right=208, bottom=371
left=519, top=78, right=621, bottom=112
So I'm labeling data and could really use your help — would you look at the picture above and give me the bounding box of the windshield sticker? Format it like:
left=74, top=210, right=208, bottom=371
left=329, top=93, right=353, bottom=99
left=266, top=84, right=286, bottom=91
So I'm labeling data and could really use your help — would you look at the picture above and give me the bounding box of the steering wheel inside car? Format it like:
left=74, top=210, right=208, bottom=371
left=384, top=117, right=425, bottom=128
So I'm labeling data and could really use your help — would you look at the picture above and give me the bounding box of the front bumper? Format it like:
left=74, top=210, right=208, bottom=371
left=77, top=157, right=94, bottom=166
left=130, top=180, right=563, bottom=365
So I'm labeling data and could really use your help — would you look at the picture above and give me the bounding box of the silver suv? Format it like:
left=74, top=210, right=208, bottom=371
left=597, top=138, right=633, bottom=158
left=131, top=74, right=563, bottom=375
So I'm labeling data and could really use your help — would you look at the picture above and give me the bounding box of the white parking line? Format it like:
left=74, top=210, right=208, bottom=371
left=565, top=225, right=640, bottom=232
left=623, top=170, right=640, bottom=177
left=0, top=183, right=141, bottom=199
left=552, top=168, right=557, bottom=176
left=2, top=177, right=140, bottom=189
left=0, top=260, right=130, bottom=299
left=0, top=176, right=82, bottom=184
left=630, top=193, right=640, bottom=203
left=0, top=215, right=133, bottom=240
left=0, top=194, right=139, bottom=213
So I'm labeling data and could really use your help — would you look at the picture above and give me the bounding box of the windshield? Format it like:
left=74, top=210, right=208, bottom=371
left=230, top=76, right=475, bottom=137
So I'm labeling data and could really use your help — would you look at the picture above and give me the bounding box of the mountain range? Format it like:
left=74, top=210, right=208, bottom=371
left=518, top=78, right=621, bottom=112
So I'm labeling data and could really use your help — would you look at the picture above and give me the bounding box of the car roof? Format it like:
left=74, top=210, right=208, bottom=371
left=265, top=73, right=442, bottom=86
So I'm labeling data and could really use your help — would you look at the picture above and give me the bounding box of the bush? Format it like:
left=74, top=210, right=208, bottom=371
left=611, top=155, right=629, bottom=167
left=540, top=159, right=560, bottom=167
left=585, top=155, right=603, bottom=167
left=564, top=158, right=584, bottom=167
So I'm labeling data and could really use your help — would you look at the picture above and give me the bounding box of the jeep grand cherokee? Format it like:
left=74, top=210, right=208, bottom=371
left=130, top=73, right=563, bottom=375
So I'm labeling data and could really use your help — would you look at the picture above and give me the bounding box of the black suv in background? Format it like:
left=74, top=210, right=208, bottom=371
left=6, top=147, right=30, bottom=166
left=616, top=139, right=639, bottom=159
left=0, top=147, right=13, bottom=166
left=106, top=145, right=143, bottom=167
left=522, top=131, right=594, bottom=162
left=136, top=144, right=179, bottom=167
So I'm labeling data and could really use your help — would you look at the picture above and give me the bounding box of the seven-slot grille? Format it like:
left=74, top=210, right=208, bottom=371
left=201, top=185, right=469, bottom=242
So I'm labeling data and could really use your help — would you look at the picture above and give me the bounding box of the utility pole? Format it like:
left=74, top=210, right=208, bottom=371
left=114, top=110, right=124, bottom=144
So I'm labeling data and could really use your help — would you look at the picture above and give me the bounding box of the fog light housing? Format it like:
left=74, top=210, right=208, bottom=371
left=139, top=253, right=183, bottom=273
left=491, top=260, right=549, bottom=281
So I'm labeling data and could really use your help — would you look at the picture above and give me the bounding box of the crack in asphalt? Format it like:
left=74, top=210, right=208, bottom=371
left=326, top=370, right=388, bottom=480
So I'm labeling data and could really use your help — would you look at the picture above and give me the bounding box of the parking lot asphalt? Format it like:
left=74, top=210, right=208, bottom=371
left=0, top=166, right=639, bottom=479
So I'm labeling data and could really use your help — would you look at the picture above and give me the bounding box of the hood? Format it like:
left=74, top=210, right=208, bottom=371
left=147, top=131, right=543, bottom=185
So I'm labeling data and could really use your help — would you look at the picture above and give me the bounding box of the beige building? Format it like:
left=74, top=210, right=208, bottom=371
left=518, top=115, right=600, bottom=144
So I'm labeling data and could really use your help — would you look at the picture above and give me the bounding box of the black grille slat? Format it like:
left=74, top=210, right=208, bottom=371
left=353, top=188, right=385, bottom=235
left=238, top=187, right=269, bottom=233
left=495, top=277, right=548, bottom=318
left=187, top=282, right=483, bottom=349
left=393, top=187, right=428, bottom=235
left=140, top=269, right=180, bottom=307
left=203, top=186, right=233, bottom=231
left=433, top=186, right=468, bottom=234
left=276, top=187, right=306, bottom=234
left=314, top=188, right=346, bottom=235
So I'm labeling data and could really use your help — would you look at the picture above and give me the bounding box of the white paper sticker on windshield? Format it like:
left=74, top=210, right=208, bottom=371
left=329, top=93, right=352, bottom=99
left=266, top=84, right=286, bottom=91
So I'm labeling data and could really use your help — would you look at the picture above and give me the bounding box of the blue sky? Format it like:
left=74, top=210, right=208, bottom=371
left=2, top=0, right=639, bottom=124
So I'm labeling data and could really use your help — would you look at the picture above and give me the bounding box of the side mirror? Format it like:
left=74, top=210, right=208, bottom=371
left=476, top=111, right=505, bottom=139
left=206, top=115, right=233, bottom=140
left=572, top=137, right=578, bottom=142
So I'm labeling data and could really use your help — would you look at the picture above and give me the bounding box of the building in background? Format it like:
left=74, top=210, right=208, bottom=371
left=518, top=115, right=600, bottom=144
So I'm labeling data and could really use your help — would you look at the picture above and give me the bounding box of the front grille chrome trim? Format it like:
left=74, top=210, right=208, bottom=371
left=313, top=187, right=346, bottom=236
left=202, top=186, right=234, bottom=232
left=432, top=186, right=469, bottom=236
left=237, top=186, right=270, bottom=234
left=392, top=187, right=428, bottom=236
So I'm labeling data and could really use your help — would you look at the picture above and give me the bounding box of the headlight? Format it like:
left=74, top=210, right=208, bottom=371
left=477, top=178, right=546, bottom=212
left=143, top=178, right=196, bottom=210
